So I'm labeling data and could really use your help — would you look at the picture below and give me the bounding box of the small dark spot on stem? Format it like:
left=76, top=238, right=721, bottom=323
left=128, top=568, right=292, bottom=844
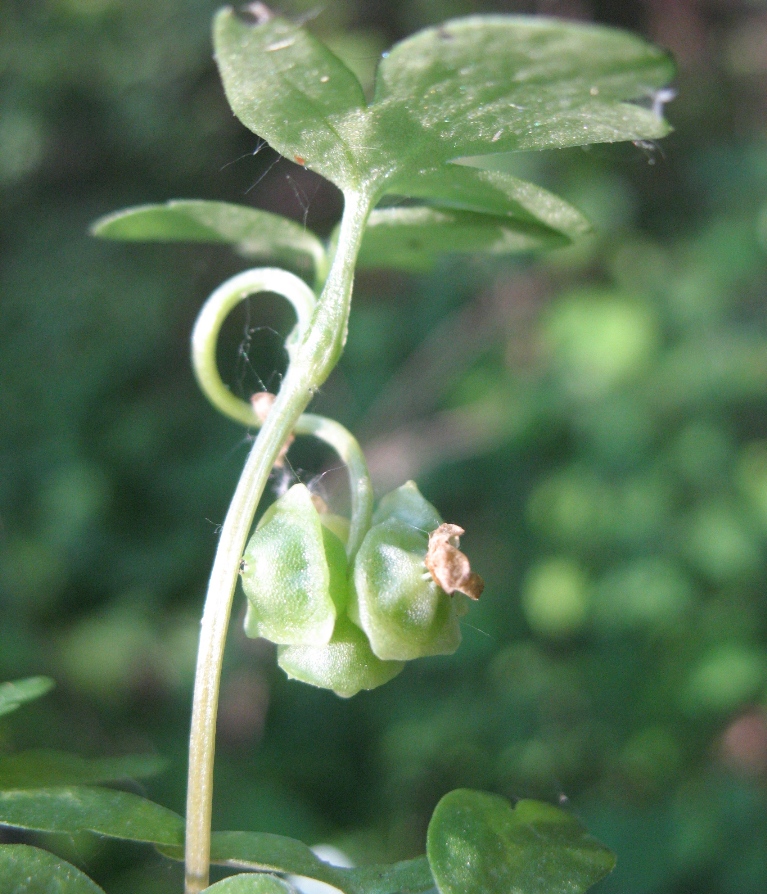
left=437, top=25, right=454, bottom=39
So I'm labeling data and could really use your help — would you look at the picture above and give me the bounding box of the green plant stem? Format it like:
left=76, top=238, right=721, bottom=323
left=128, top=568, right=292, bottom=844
left=184, top=189, right=372, bottom=894
left=294, top=413, right=373, bottom=560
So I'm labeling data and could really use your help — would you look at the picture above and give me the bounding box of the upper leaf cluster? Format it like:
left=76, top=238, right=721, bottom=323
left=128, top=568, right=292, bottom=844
left=214, top=6, right=674, bottom=201
left=94, top=8, right=674, bottom=272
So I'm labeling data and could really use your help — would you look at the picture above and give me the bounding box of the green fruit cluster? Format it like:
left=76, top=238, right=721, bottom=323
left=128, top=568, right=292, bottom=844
left=241, top=481, right=477, bottom=696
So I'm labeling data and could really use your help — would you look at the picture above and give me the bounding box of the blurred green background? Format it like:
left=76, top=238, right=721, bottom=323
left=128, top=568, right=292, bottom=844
left=3, top=0, right=767, bottom=891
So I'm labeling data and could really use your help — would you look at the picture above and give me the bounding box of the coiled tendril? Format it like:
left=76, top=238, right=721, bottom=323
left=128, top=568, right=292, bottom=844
left=190, top=266, right=373, bottom=559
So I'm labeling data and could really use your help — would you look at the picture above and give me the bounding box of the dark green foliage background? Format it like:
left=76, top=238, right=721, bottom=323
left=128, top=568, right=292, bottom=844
left=3, top=1, right=767, bottom=892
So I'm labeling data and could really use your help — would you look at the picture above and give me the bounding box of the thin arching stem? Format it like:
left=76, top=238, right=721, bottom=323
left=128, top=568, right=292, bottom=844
left=294, top=413, right=373, bottom=561
left=184, top=190, right=372, bottom=894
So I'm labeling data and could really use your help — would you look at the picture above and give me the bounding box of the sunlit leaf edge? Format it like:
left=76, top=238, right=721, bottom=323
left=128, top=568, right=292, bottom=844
left=0, top=676, right=54, bottom=718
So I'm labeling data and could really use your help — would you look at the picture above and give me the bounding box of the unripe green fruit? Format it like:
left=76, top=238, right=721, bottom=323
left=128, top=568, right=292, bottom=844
left=277, top=616, right=405, bottom=698
left=241, top=484, right=348, bottom=646
left=349, top=486, right=465, bottom=661
left=372, top=480, right=442, bottom=530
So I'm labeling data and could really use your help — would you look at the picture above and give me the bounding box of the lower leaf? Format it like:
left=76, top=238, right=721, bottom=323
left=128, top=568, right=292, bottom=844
left=0, top=785, right=184, bottom=845
left=160, top=831, right=435, bottom=894
left=204, top=873, right=298, bottom=893
left=0, top=843, right=105, bottom=893
left=427, top=789, right=616, bottom=894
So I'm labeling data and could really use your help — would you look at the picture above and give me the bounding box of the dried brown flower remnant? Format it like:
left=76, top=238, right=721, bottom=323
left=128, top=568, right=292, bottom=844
left=425, top=523, right=484, bottom=600
left=250, top=392, right=295, bottom=467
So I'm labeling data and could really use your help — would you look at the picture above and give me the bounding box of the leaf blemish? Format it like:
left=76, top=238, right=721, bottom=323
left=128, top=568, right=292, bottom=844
left=266, top=38, right=296, bottom=51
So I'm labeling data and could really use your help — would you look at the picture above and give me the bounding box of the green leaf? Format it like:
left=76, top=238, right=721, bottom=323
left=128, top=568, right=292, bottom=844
left=0, top=844, right=106, bottom=894
left=162, top=831, right=341, bottom=881
left=0, top=676, right=54, bottom=718
left=0, top=750, right=166, bottom=791
left=427, top=790, right=616, bottom=894
left=384, top=165, right=592, bottom=241
left=161, top=832, right=434, bottom=894
left=214, top=7, right=367, bottom=188
left=204, top=874, right=298, bottom=894
left=0, top=786, right=184, bottom=845
left=345, top=857, right=435, bottom=894
left=356, top=206, right=568, bottom=271
left=91, top=200, right=327, bottom=276
left=214, top=10, right=674, bottom=200
left=375, top=17, right=674, bottom=173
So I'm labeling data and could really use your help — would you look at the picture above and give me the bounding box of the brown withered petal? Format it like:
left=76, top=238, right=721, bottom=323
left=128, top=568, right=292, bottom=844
left=250, top=392, right=295, bottom=467
left=250, top=391, right=277, bottom=422
left=425, top=523, right=484, bottom=600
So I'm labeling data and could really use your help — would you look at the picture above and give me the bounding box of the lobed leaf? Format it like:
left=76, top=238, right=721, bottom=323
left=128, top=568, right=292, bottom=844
left=0, top=676, right=54, bottom=718
left=91, top=200, right=327, bottom=276
left=214, top=9, right=674, bottom=201
left=101, top=12, right=671, bottom=283
left=427, top=790, right=616, bottom=894
left=0, top=749, right=166, bottom=791
left=375, top=16, right=674, bottom=176
left=161, top=831, right=434, bottom=894
left=0, top=844, right=106, bottom=894
left=0, top=786, right=184, bottom=846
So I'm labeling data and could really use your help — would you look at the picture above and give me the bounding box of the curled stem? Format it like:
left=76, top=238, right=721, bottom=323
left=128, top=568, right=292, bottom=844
left=184, top=190, right=372, bottom=894
left=190, top=270, right=373, bottom=558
